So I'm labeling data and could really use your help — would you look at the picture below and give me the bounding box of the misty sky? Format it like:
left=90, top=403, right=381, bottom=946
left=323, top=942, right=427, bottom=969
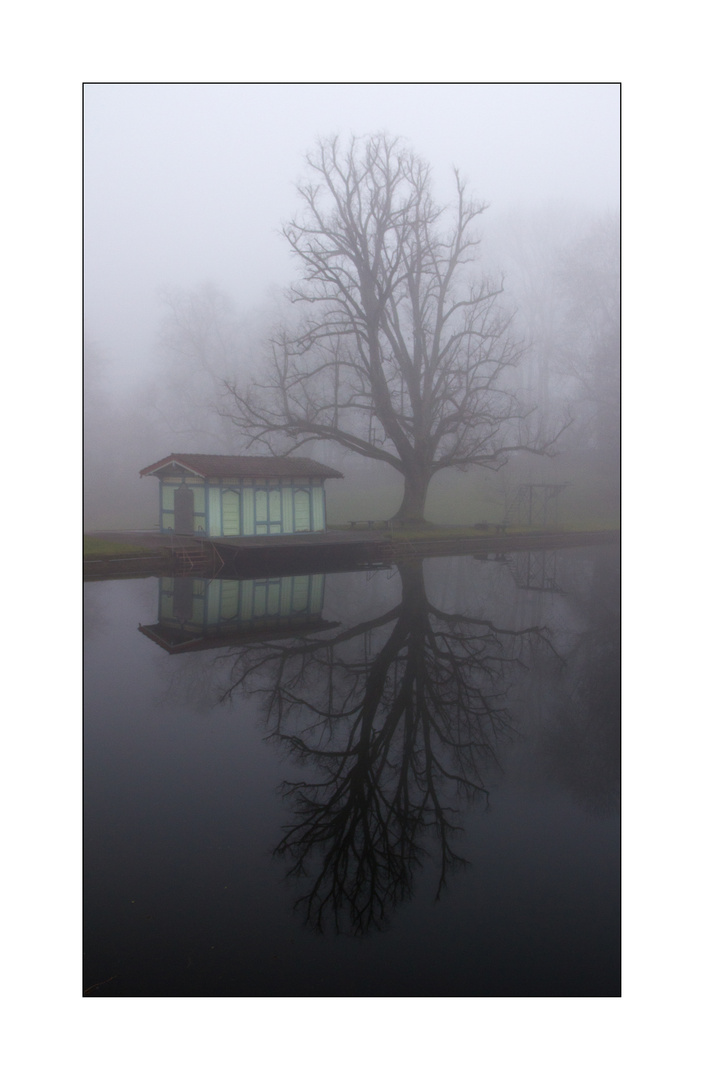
left=84, top=83, right=619, bottom=391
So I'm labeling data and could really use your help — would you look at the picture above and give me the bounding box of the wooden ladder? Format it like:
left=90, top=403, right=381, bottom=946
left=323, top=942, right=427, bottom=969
left=172, top=539, right=225, bottom=576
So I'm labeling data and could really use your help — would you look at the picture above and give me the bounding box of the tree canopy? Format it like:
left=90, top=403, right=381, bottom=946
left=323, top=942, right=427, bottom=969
left=227, top=134, right=568, bottom=522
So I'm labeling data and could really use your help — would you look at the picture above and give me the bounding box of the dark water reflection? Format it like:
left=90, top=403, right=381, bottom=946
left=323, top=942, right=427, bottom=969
left=84, top=545, right=620, bottom=996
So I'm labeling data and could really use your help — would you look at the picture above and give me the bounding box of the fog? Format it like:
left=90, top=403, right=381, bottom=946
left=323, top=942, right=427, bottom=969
left=84, top=84, right=619, bottom=529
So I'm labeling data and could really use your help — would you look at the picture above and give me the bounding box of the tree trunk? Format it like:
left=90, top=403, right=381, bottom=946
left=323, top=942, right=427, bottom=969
left=393, top=469, right=431, bottom=524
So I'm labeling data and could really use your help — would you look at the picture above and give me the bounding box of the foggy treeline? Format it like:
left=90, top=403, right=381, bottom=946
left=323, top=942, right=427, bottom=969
left=84, top=198, right=619, bottom=531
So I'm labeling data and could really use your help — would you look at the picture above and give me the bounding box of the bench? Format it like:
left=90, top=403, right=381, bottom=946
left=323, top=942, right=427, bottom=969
left=349, top=519, right=391, bottom=530
left=473, top=522, right=508, bottom=534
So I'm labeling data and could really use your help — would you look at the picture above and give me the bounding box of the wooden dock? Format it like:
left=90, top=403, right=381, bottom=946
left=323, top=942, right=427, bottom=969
left=208, top=527, right=619, bottom=577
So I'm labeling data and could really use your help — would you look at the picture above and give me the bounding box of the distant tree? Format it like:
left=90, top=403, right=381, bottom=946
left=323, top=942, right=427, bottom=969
left=154, top=281, right=243, bottom=448
left=490, top=204, right=582, bottom=420
left=83, top=333, right=162, bottom=529
left=225, top=134, right=569, bottom=523
left=557, top=215, right=620, bottom=477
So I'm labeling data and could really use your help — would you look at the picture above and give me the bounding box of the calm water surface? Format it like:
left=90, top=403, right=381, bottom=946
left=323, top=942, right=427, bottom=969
left=84, top=545, right=620, bottom=996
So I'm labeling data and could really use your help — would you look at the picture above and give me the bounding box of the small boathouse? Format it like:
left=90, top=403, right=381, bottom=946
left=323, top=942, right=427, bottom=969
left=139, top=453, right=343, bottom=537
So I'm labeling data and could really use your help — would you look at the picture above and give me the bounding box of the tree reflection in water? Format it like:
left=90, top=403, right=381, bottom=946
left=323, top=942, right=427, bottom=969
left=217, top=559, right=559, bottom=934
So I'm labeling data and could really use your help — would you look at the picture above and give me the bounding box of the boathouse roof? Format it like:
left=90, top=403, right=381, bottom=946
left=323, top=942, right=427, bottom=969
left=140, top=453, right=344, bottom=480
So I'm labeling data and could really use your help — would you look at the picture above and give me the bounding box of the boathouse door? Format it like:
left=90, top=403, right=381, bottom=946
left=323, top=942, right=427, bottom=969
left=174, top=484, right=195, bottom=533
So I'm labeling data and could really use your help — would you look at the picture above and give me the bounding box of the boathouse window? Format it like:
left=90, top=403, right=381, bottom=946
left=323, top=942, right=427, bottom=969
left=222, top=487, right=241, bottom=536
left=294, top=487, right=312, bottom=532
left=255, top=485, right=283, bottom=535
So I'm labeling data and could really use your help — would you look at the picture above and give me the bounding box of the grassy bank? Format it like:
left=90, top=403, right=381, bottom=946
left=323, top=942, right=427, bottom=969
left=84, top=538, right=159, bottom=558
left=329, top=521, right=619, bottom=542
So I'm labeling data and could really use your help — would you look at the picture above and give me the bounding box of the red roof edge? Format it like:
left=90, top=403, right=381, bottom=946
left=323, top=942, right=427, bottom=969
left=139, top=453, right=344, bottom=480
left=139, top=455, right=207, bottom=478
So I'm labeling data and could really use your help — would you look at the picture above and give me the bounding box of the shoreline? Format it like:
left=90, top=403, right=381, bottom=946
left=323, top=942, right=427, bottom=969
left=84, top=527, right=619, bottom=581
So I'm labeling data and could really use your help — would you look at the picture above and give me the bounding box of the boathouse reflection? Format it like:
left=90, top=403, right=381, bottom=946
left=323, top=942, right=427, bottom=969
left=139, top=573, right=336, bottom=653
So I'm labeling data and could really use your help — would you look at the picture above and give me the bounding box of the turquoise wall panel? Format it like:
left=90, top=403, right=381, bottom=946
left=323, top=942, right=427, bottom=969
left=242, top=488, right=255, bottom=535
left=282, top=486, right=294, bottom=533
left=312, top=487, right=324, bottom=531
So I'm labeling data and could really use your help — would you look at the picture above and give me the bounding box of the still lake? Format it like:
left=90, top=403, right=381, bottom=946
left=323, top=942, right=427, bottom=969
left=84, top=544, right=620, bottom=997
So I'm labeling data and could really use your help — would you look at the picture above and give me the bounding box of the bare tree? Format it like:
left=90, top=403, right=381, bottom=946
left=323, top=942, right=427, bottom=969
left=226, top=134, right=568, bottom=522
